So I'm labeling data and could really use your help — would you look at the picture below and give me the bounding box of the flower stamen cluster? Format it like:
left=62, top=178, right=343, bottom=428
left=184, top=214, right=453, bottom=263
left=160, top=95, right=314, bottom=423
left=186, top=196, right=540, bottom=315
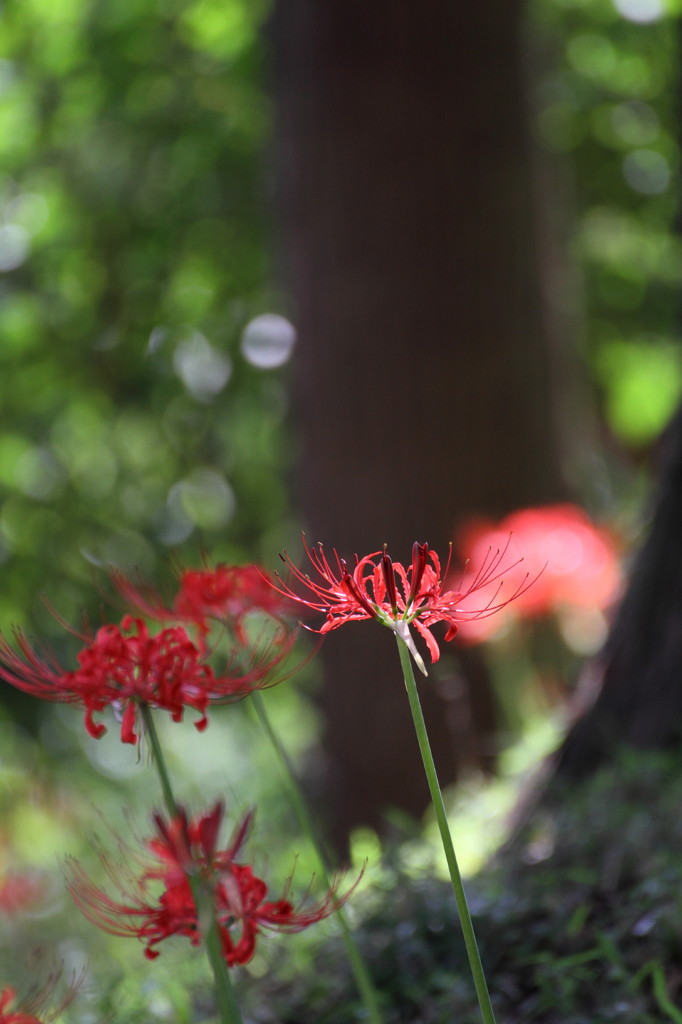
left=0, top=988, right=43, bottom=1024
left=67, top=803, right=352, bottom=967
left=273, top=537, right=536, bottom=673
left=0, top=615, right=290, bottom=743
left=0, top=971, right=78, bottom=1024
left=114, top=564, right=294, bottom=647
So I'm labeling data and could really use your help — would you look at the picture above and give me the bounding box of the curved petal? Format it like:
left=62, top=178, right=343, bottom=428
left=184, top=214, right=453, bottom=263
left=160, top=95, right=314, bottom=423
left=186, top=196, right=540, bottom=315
left=412, top=618, right=441, bottom=665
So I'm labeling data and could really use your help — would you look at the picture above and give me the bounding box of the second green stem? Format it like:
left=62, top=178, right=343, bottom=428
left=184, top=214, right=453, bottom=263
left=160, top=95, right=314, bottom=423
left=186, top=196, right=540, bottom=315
left=141, top=703, right=244, bottom=1024
left=250, top=689, right=383, bottom=1024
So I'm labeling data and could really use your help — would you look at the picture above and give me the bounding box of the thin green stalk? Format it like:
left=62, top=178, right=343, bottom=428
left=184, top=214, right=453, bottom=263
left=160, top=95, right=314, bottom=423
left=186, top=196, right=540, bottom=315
left=140, top=704, right=244, bottom=1024
left=394, top=638, right=497, bottom=1024
left=250, top=689, right=383, bottom=1024
left=141, top=703, right=179, bottom=817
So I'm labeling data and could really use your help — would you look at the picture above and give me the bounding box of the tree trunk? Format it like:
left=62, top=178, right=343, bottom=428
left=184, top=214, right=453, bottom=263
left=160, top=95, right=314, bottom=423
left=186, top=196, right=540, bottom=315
left=557, top=401, right=682, bottom=776
left=269, top=0, right=568, bottom=853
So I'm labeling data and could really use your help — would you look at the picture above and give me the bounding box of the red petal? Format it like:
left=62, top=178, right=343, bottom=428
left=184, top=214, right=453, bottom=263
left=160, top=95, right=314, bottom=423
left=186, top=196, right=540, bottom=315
left=413, top=619, right=441, bottom=663
left=84, top=709, right=106, bottom=739
left=120, top=701, right=138, bottom=744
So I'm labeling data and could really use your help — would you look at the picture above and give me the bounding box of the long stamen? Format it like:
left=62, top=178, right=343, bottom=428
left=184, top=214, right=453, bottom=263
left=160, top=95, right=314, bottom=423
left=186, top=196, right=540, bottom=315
left=340, top=571, right=377, bottom=618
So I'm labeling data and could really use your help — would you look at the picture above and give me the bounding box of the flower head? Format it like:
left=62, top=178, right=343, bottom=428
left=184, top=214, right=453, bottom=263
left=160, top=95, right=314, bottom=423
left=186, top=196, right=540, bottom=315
left=0, top=989, right=42, bottom=1024
left=454, top=504, right=621, bottom=646
left=67, top=802, right=353, bottom=966
left=0, top=870, right=47, bottom=916
left=0, top=971, right=79, bottom=1024
left=115, top=564, right=294, bottom=647
left=0, top=615, right=293, bottom=743
left=272, top=538, right=534, bottom=673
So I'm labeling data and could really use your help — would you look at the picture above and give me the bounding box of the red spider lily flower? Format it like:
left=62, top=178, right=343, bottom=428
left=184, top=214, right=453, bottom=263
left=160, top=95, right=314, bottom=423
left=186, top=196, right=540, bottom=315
left=0, top=870, right=48, bottom=916
left=0, top=974, right=78, bottom=1024
left=454, top=504, right=622, bottom=644
left=0, top=615, right=295, bottom=744
left=272, top=538, right=535, bottom=674
left=0, top=988, right=44, bottom=1024
left=113, top=564, right=294, bottom=646
left=66, top=802, right=354, bottom=967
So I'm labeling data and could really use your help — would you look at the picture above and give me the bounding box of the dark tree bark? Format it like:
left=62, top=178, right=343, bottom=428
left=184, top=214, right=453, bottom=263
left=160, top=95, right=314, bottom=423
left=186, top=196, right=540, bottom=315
left=270, top=0, right=568, bottom=852
left=557, top=401, right=682, bottom=776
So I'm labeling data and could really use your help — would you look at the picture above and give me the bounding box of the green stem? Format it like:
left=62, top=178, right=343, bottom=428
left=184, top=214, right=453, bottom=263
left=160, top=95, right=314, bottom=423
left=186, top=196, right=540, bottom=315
left=140, top=704, right=244, bottom=1024
left=141, top=703, right=179, bottom=817
left=394, top=638, right=497, bottom=1024
left=250, top=690, right=383, bottom=1024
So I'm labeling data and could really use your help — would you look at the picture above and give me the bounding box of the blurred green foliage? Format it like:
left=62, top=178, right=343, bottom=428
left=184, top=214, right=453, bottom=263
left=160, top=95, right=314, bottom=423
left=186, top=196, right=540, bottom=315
left=533, top=0, right=682, bottom=448
left=0, top=0, right=293, bottom=637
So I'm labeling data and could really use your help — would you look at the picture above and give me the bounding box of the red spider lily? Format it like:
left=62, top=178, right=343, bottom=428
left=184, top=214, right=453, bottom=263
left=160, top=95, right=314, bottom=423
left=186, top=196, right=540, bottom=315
left=0, top=974, right=78, bottom=1024
left=113, top=564, right=294, bottom=646
left=454, top=504, right=622, bottom=644
left=0, top=870, right=47, bottom=916
left=272, top=538, right=535, bottom=673
left=0, top=615, right=295, bottom=744
left=66, top=802, right=354, bottom=966
left=0, top=988, right=44, bottom=1024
